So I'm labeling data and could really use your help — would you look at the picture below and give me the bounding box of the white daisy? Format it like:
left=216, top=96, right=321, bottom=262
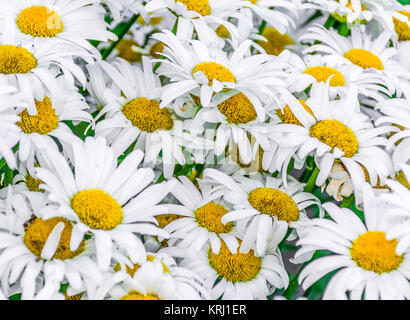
left=92, top=57, right=213, bottom=178
left=271, top=83, right=395, bottom=204
left=151, top=31, right=287, bottom=109
left=180, top=237, right=289, bottom=300
left=296, top=184, right=410, bottom=300
left=1, top=0, right=116, bottom=56
left=34, top=136, right=173, bottom=271
left=0, top=188, right=102, bottom=300
left=203, top=169, right=322, bottom=256
left=300, top=24, right=408, bottom=95
left=160, top=175, right=240, bottom=257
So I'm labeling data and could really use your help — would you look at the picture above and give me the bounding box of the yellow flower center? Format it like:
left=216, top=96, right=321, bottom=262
left=194, top=202, right=234, bottom=234
left=17, top=97, right=59, bottom=134
left=156, top=214, right=183, bottom=229
left=176, top=0, right=211, bottom=16
left=395, top=171, right=410, bottom=189
left=116, top=39, right=142, bottom=63
left=122, top=97, right=174, bottom=133
left=24, top=217, right=85, bottom=260
left=393, top=11, right=410, bottom=42
left=248, top=187, right=299, bottom=222
left=218, top=93, right=257, bottom=124
left=70, top=189, right=123, bottom=230
left=149, top=41, right=165, bottom=59
left=25, top=172, right=44, bottom=192
left=208, top=239, right=262, bottom=283
left=310, top=120, right=359, bottom=158
left=114, top=255, right=170, bottom=277
left=120, top=291, right=161, bottom=300
left=65, top=292, right=84, bottom=300
left=192, top=62, right=236, bottom=86
left=350, top=231, right=404, bottom=274
left=258, top=27, right=294, bottom=56
left=344, top=49, right=384, bottom=70
left=215, top=25, right=230, bottom=38
left=137, top=15, right=164, bottom=26
left=304, top=66, right=345, bottom=87
left=0, top=45, right=37, bottom=74
left=17, top=6, right=63, bottom=38
left=276, top=99, right=314, bottom=126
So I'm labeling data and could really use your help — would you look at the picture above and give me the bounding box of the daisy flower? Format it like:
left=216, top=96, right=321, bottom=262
left=0, top=36, right=93, bottom=114
left=93, top=57, right=213, bottom=178
left=180, top=237, right=289, bottom=300
left=145, top=0, right=245, bottom=46
left=34, top=136, right=173, bottom=271
left=286, top=52, right=392, bottom=101
left=304, top=0, right=408, bottom=28
left=296, top=184, right=410, bottom=300
left=93, top=253, right=206, bottom=300
left=160, top=175, right=240, bottom=257
left=300, top=24, right=408, bottom=95
left=271, top=83, right=395, bottom=203
left=0, top=188, right=102, bottom=300
left=151, top=31, right=287, bottom=108
left=203, top=169, right=322, bottom=256
left=14, top=78, right=92, bottom=163
left=1, top=0, right=117, bottom=56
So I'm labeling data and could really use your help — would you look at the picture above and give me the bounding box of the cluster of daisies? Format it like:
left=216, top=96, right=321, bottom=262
left=0, top=0, right=409, bottom=301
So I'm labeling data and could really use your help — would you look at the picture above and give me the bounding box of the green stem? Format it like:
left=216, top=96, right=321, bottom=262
left=324, top=15, right=336, bottom=29
left=102, top=14, right=139, bottom=60
left=258, top=20, right=267, bottom=35
left=304, top=167, right=319, bottom=193
left=338, top=23, right=350, bottom=36
left=340, top=194, right=354, bottom=208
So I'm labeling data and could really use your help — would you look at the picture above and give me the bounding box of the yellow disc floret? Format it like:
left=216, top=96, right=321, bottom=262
left=393, top=11, right=410, bottom=42
left=122, top=97, right=174, bottom=133
left=344, top=49, right=384, bottom=70
left=192, top=62, right=236, bottom=86
left=208, top=239, right=262, bottom=283
left=215, top=25, right=230, bottom=38
left=194, top=202, right=233, bottom=234
left=17, top=6, right=64, bottom=38
left=310, top=120, right=359, bottom=157
left=25, top=173, right=44, bottom=192
left=350, top=231, right=404, bottom=274
left=0, top=45, right=37, bottom=74
left=156, top=214, right=183, bottom=229
left=121, top=292, right=160, bottom=300
left=176, top=0, right=211, bottom=16
left=17, top=97, right=59, bottom=134
left=276, top=99, right=314, bottom=126
left=304, top=66, right=345, bottom=87
left=71, top=189, right=123, bottom=230
left=116, top=39, right=142, bottom=63
left=258, top=27, right=294, bottom=56
left=248, top=187, right=300, bottom=222
left=218, top=93, right=257, bottom=124
left=149, top=41, right=165, bottom=58
left=24, top=217, right=85, bottom=260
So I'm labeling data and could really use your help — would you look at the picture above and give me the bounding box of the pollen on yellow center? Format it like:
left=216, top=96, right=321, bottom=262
left=120, top=291, right=161, bottom=300
left=194, top=202, right=233, bottom=234
left=218, top=93, right=257, bottom=124
left=248, top=188, right=299, bottom=222
left=304, top=66, right=346, bottom=87
left=350, top=231, right=404, bottom=274
left=258, top=27, right=294, bottom=56
left=17, top=97, right=59, bottom=134
left=192, top=62, right=236, bottom=86
left=116, top=39, right=142, bottom=63
left=310, top=120, right=359, bottom=158
left=70, top=189, right=123, bottom=230
left=276, top=99, right=314, bottom=126
left=156, top=214, right=183, bottom=229
left=0, top=45, right=37, bottom=74
left=25, top=172, right=44, bottom=192
left=24, top=217, right=85, bottom=260
left=149, top=41, right=165, bottom=59
left=393, top=11, right=410, bottom=42
left=122, top=97, right=174, bottom=133
left=17, top=5, right=64, bottom=38
left=176, top=0, right=211, bottom=16
left=344, top=49, right=384, bottom=70
left=208, top=239, right=262, bottom=283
